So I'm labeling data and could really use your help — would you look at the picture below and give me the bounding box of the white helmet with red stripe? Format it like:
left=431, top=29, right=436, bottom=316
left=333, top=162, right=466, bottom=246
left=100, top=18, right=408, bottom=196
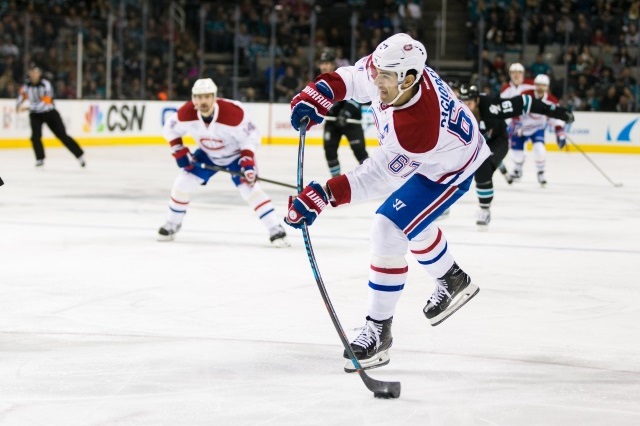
left=370, top=33, right=427, bottom=104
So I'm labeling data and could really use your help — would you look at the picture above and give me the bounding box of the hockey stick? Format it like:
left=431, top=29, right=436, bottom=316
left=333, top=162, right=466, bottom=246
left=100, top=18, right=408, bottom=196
left=323, top=116, right=363, bottom=124
left=296, top=116, right=401, bottom=399
left=565, top=136, right=623, bottom=187
left=196, top=163, right=297, bottom=189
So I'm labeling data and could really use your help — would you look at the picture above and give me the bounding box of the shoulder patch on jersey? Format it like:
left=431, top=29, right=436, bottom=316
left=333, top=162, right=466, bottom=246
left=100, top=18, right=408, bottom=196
left=177, top=101, right=198, bottom=122
left=216, top=99, right=244, bottom=126
left=394, top=80, right=439, bottom=154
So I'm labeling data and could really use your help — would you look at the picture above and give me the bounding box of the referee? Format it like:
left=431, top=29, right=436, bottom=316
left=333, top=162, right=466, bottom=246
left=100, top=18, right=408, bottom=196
left=17, top=64, right=86, bottom=167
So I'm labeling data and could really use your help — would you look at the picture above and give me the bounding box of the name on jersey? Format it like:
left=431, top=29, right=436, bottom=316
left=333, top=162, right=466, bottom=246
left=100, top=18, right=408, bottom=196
left=426, top=68, right=453, bottom=128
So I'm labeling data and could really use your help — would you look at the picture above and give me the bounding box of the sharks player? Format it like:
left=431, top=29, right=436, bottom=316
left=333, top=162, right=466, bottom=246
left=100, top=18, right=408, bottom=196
left=157, top=78, right=289, bottom=247
left=286, top=33, right=490, bottom=372
left=457, top=83, right=574, bottom=229
left=510, top=74, right=567, bottom=185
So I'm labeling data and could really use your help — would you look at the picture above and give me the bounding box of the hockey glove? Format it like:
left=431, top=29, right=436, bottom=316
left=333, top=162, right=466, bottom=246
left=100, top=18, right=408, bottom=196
left=549, top=105, right=575, bottom=124
left=290, top=81, right=334, bottom=131
left=555, top=127, right=567, bottom=150
left=173, top=146, right=193, bottom=170
left=284, top=181, right=329, bottom=229
left=238, top=149, right=257, bottom=185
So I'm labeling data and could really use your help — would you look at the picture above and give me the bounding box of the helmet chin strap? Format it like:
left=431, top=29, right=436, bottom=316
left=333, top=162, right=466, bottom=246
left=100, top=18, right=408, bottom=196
left=386, top=77, right=419, bottom=106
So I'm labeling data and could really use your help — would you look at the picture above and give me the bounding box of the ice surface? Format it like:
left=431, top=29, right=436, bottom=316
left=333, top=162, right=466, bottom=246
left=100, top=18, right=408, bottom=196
left=1, top=145, right=639, bottom=425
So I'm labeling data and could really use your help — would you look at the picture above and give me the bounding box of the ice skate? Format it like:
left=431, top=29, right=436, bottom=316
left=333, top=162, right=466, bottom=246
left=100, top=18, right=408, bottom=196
left=476, top=206, right=491, bottom=231
left=423, top=263, right=479, bottom=326
left=269, top=224, right=290, bottom=248
left=537, top=171, right=547, bottom=187
left=498, top=163, right=513, bottom=184
left=78, top=155, right=86, bottom=168
left=509, top=168, right=522, bottom=182
left=35, top=159, right=44, bottom=167
left=344, top=316, right=392, bottom=373
left=157, top=222, right=181, bottom=241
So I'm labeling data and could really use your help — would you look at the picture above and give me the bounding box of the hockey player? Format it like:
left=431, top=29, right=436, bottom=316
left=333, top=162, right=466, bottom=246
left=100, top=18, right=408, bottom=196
left=457, top=84, right=574, bottom=229
left=318, top=49, right=369, bottom=176
left=157, top=78, right=289, bottom=247
left=286, top=33, right=490, bottom=371
left=509, top=74, right=567, bottom=185
left=499, top=63, right=535, bottom=182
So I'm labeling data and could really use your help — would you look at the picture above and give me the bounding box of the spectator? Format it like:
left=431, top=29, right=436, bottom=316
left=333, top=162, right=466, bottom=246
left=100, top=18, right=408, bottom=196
left=275, top=65, right=302, bottom=103
left=599, top=86, right=619, bottom=111
left=529, top=53, right=552, bottom=78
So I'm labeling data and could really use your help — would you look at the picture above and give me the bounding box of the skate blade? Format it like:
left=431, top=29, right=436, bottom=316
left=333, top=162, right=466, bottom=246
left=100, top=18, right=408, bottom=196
left=156, top=234, right=175, bottom=242
left=429, top=283, right=480, bottom=326
left=344, top=350, right=390, bottom=373
left=270, top=237, right=291, bottom=248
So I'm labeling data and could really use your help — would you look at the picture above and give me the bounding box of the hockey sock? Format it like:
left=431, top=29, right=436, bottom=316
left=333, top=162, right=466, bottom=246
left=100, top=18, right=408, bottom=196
left=367, top=254, right=408, bottom=320
left=532, top=142, right=546, bottom=172
left=511, top=149, right=525, bottom=172
left=166, top=172, right=202, bottom=224
left=476, top=179, right=493, bottom=208
left=409, top=225, right=455, bottom=278
left=327, top=158, right=341, bottom=177
left=238, top=183, right=281, bottom=230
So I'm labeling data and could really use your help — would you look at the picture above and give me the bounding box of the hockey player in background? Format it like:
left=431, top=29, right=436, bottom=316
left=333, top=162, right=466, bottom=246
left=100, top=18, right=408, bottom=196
left=500, top=62, right=535, bottom=181
left=457, top=83, right=574, bottom=229
left=157, top=78, right=289, bottom=247
left=509, top=74, right=568, bottom=185
left=318, top=49, right=369, bottom=176
left=286, top=33, right=490, bottom=371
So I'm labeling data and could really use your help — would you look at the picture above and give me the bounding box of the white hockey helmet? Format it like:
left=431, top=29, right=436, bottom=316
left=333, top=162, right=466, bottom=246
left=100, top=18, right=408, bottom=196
left=534, top=74, right=550, bottom=86
left=509, top=62, right=525, bottom=73
left=371, top=33, right=427, bottom=85
left=192, top=78, right=218, bottom=96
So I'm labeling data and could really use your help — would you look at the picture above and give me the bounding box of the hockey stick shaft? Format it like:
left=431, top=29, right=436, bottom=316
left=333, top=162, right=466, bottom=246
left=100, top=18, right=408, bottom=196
left=565, top=136, right=623, bottom=187
left=296, top=117, right=401, bottom=398
left=323, top=116, right=363, bottom=124
left=196, top=163, right=297, bottom=189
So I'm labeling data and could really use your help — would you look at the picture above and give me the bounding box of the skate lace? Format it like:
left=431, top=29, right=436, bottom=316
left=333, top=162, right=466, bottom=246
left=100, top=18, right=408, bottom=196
left=429, top=279, right=451, bottom=305
left=352, top=321, right=382, bottom=350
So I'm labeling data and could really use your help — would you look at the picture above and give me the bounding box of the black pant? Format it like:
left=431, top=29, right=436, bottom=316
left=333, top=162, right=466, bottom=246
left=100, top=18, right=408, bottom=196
left=323, top=123, right=368, bottom=165
left=474, top=135, right=509, bottom=207
left=30, top=110, right=84, bottom=160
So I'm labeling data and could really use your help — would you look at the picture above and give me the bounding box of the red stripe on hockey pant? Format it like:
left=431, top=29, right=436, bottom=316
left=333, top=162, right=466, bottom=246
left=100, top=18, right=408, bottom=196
left=404, top=187, right=457, bottom=235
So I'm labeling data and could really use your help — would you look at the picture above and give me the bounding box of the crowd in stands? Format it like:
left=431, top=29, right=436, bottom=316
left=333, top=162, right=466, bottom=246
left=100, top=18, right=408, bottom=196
left=469, top=0, right=640, bottom=112
left=0, top=0, right=423, bottom=102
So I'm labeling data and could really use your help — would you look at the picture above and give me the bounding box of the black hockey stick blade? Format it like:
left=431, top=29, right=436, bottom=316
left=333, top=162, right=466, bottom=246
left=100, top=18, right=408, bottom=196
left=196, top=163, right=297, bottom=189
left=297, top=116, right=401, bottom=399
left=565, top=137, right=623, bottom=187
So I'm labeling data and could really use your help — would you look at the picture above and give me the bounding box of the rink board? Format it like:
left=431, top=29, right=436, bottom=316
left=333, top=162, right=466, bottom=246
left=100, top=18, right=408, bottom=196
left=1, top=100, right=639, bottom=153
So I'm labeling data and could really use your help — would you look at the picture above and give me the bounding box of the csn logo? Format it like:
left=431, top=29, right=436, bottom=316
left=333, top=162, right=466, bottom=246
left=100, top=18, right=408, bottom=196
left=84, top=104, right=145, bottom=133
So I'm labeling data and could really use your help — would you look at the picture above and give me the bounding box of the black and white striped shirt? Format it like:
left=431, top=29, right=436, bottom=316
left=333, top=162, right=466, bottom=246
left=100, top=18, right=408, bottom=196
left=17, top=78, right=55, bottom=113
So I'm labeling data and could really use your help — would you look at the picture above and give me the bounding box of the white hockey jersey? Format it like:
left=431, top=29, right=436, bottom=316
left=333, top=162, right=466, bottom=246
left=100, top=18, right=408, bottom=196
left=517, top=90, right=564, bottom=136
left=163, top=99, right=260, bottom=166
left=322, top=55, right=491, bottom=205
left=499, top=79, right=536, bottom=99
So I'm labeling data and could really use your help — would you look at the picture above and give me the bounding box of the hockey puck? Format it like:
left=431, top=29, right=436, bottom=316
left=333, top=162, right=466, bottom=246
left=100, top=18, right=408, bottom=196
left=374, top=391, right=398, bottom=399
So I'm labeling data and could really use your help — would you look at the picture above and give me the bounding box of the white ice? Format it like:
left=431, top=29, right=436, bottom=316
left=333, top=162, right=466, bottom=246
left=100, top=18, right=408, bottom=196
left=1, top=144, right=639, bottom=426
